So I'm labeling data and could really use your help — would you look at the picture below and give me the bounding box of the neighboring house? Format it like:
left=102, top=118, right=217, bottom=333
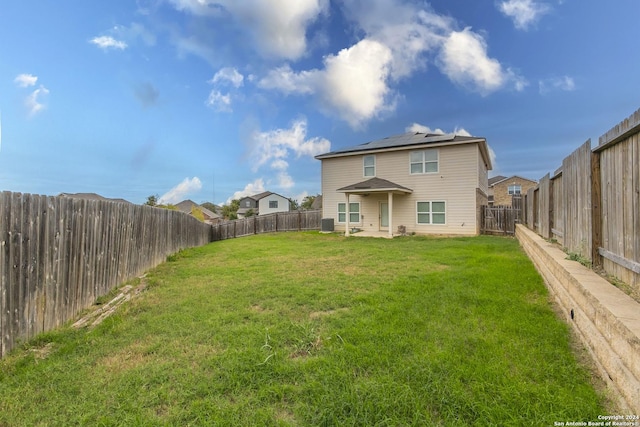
left=174, top=199, right=222, bottom=224
left=237, top=191, right=291, bottom=217
left=487, top=175, right=506, bottom=206
left=310, top=195, right=322, bottom=210
left=58, top=192, right=131, bottom=204
left=488, top=175, right=537, bottom=206
left=315, top=132, right=493, bottom=237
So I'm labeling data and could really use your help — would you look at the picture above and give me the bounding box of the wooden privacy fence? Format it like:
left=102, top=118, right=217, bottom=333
left=0, top=192, right=212, bottom=357
left=480, top=205, right=520, bottom=235
left=520, top=108, right=640, bottom=292
left=211, top=210, right=322, bottom=241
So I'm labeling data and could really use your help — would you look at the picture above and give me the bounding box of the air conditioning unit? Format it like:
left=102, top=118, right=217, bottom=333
left=321, top=218, right=334, bottom=232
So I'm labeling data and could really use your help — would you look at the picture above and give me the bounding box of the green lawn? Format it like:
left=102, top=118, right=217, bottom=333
left=0, top=232, right=607, bottom=426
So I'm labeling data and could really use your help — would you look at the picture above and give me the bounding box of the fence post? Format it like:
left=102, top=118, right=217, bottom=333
left=591, top=150, right=603, bottom=267
left=275, top=213, right=278, bottom=232
left=298, top=211, right=301, bottom=231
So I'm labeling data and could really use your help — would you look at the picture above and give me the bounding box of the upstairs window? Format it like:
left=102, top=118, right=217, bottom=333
left=269, top=200, right=278, bottom=208
left=363, top=155, right=376, bottom=177
left=508, top=184, right=522, bottom=195
left=410, top=149, right=438, bottom=174
left=245, top=200, right=251, bottom=207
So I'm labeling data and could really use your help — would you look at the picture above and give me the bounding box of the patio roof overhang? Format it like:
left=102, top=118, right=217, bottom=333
left=337, top=177, right=413, bottom=195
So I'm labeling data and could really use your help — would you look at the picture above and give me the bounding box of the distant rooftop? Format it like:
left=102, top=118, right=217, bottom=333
left=58, top=192, right=131, bottom=204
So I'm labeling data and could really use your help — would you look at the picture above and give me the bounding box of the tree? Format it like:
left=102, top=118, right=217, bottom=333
left=244, top=208, right=255, bottom=217
left=191, top=206, right=205, bottom=222
left=221, top=199, right=240, bottom=220
left=200, top=202, right=218, bottom=213
left=301, top=194, right=320, bottom=210
left=145, top=194, right=159, bottom=206
left=158, top=204, right=178, bottom=210
left=289, top=198, right=299, bottom=211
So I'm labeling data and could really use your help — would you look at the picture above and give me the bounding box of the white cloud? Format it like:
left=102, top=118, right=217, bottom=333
left=487, top=144, right=497, bottom=170
left=90, top=35, right=128, bottom=50
left=227, top=178, right=266, bottom=204
left=539, top=75, right=575, bottom=94
left=158, top=177, right=203, bottom=205
left=438, top=28, right=525, bottom=95
left=259, top=39, right=395, bottom=128
left=340, top=2, right=451, bottom=80
left=406, top=123, right=445, bottom=134
left=320, top=39, right=394, bottom=128
left=169, top=0, right=328, bottom=60
left=259, top=0, right=523, bottom=127
left=405, top=123, right=471, bottom=136
left=498, top=0, right=551, bottom=30
left=205, top=90, right=232, bottom=112
left=453, top=127, right=472, bottom=137
left=205, top=68, right=245, bottom=112
left=249, top=118, right=330, bottom=172
left=293, top=190, right=309, bottom=206
left=270, top=159, right=289, bottom=170
left=210, top=67, right=244, bottom=88
left=14, top=74, right=38, bottom=87
left=113, top=23, right=157, bottom=46
left=259, top=65, right=318, bottom=95
left=25, top=86, right=50, bottom=116
left=277, top=171, right=295, bottom=189
left=244, top=119, right=329, bottom=193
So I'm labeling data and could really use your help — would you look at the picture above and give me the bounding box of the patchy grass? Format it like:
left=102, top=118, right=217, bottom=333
left=0, top=232, right=608, bottom=425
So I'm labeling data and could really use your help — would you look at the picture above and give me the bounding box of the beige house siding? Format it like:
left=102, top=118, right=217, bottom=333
left=321, top=143, right=483, bottom=235
left=492, top=176, right=537, bottom=206
left=478, top=153, right=489, bottom=195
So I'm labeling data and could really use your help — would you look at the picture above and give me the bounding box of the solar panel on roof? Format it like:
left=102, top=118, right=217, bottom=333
left=324, top=131, right=468, bottom=156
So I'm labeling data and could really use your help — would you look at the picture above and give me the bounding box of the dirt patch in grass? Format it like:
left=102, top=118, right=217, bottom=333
left=274, top=407, right=298, bottom=424
left=30, top=342, right=54, bottom=361
left=100, top=340, right=156, bottom=373
left=309, top=308, right=349, bottom=319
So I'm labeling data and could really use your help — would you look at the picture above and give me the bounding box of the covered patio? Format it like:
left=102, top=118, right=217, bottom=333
left=337, top=177, right=413, bottom=238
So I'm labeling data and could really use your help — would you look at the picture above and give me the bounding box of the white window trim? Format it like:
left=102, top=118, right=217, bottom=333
left=409, top=149, right=439, bottom=175
left=416, top=201, right=446, bottom=225
left=508, top=184, right=522, bottom=195
left=337, top=202, right=361, bottom=224
left=363, top=155, right=376, bottom=177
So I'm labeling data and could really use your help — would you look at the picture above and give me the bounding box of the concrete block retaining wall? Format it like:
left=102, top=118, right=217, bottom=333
left=516, top=224, right=640, bottom=414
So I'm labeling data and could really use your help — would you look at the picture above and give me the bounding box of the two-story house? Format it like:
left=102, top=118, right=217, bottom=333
left=488, top=175, right=537, bottom=206
left=237, top=191, right=291, bottom=217
left=315, top=132, right=492, bottom=237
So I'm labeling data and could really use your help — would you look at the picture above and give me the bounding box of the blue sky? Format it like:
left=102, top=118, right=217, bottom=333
left=1, top=0, right=638, bottom=205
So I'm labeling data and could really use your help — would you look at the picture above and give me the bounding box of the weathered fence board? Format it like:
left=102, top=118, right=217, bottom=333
left=598, top=128, right=640, bottom=287
left=562, top=140, right=592, bottom=259
left=0, top=200, right=322, bottom=358
left=0, top=192, right=212, bottom=357
left=551, top=172, right=564, bottom=245
left=211, top=211, right=322, bottom=242
left=521, top=108, right=640, bottom=293
left=480, top=205, right=518, bottom=235
left=538, top=174, right=551, bottom=239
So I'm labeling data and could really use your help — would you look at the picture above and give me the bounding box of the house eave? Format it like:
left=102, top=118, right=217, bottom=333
left=337, top=187, right=413, bottom=195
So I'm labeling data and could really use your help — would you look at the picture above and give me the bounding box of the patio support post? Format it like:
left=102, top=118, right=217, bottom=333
left=388, top=192, right=394, bottom=238
left=345, top=193, right=350, bottom=236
